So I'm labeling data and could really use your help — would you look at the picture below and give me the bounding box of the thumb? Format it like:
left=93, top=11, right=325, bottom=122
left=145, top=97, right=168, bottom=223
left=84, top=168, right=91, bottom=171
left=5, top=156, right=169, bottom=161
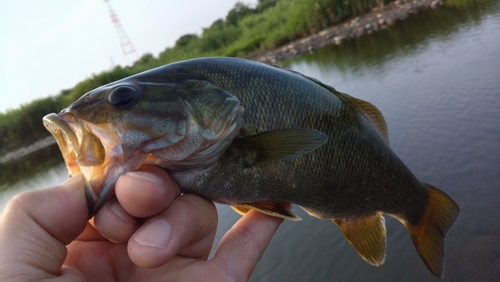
left=0, top=176, right=88, bottom=280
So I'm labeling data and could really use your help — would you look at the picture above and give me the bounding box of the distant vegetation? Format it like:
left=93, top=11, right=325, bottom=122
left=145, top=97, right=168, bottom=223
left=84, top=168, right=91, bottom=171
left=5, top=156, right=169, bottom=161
left=1, top=0, right=400, bottom=155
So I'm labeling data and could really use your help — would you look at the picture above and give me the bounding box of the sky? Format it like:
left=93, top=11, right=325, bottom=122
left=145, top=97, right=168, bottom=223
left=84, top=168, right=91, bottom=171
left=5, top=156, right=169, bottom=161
left=0, top=0, right=258, bottom=113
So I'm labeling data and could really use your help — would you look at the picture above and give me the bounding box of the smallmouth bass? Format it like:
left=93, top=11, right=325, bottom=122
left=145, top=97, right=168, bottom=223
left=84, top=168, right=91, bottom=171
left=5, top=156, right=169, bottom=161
left=43, top=57, right=459, bottom=278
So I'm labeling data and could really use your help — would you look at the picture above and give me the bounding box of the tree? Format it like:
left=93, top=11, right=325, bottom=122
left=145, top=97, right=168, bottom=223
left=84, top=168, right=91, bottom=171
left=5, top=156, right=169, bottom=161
left=226, top=2, right=254, bottom=25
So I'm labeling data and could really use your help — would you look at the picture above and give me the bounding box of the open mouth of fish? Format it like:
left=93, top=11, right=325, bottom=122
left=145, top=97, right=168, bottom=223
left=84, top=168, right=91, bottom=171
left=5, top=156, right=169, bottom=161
left=43, top=112, right=127, bottom=216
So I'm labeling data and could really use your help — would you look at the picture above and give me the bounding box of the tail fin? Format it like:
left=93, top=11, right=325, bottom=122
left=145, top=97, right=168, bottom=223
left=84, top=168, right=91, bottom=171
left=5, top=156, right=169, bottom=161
left=405, top=184, right=459, bottom=278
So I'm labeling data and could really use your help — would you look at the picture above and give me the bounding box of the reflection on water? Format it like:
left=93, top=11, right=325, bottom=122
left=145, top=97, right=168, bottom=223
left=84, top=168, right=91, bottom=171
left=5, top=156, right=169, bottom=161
left=1, top=1, right=499, bottom=281
left=0, top=163, right=68, bottom=213
left=0, top=144, right=62, bottom=191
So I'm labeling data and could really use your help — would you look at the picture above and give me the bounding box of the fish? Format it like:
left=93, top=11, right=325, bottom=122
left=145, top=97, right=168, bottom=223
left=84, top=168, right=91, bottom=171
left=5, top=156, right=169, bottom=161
left=43, top=57, right=459, bottom=278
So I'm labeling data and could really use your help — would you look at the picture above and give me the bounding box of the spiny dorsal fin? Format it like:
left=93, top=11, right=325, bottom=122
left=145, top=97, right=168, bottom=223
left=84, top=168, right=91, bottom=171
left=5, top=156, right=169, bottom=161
left=231, top=202, right=301, bottom=221
left=342, top=93, right=389, bottom=144
left=332, top=213, right=387, bottom=266
left=233, top=129, right=327, bottom=167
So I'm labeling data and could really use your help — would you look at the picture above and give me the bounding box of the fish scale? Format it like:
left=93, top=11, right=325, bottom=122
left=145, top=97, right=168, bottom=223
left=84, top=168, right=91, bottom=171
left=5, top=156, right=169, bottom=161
left=43, top=57, right=459, bottom=278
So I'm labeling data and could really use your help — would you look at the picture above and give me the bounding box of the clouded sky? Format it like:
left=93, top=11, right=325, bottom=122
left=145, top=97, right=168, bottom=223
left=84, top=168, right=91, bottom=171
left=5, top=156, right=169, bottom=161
left=0, top=0, right=257, bottom=113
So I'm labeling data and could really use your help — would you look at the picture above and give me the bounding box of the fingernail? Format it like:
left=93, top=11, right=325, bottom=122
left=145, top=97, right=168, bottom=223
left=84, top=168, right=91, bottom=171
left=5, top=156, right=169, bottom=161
left=124, top=171, right=164, bottom=187
left=134, top=219, right=171, bottom=248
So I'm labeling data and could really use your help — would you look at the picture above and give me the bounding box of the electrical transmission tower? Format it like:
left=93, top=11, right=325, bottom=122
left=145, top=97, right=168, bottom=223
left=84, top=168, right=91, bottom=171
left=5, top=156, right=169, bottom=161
left=103, top=0, right=137, bottom=61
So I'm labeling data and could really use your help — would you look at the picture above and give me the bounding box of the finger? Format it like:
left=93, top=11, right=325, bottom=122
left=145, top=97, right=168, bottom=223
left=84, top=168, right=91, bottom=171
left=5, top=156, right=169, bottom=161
left=92, top=198, right=138, bottom=243
left=0, top=176, right=88, bottom=280
left=93, top=166, right=179, bottom=242
left=212, top=209, right=284, bottom=281
left=128, top=194, right=217, bottom=268
left=116, top=165, right=180, bottom=217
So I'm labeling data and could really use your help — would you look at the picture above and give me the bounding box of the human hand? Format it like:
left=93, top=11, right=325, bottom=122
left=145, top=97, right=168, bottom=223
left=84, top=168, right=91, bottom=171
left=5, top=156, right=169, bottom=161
left=0, top=165, right=283, bottom=281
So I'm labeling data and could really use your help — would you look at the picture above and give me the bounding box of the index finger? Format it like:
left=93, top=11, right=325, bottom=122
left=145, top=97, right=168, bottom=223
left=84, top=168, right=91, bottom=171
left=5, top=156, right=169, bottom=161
left=116, top=165, right=181, bottom=218
left=212, top=209, right=284, bottom=281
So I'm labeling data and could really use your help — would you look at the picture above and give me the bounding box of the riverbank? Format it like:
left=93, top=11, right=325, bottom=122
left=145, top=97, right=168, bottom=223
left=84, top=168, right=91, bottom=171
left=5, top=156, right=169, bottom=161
left=250, top=0, right=445, bottom=64
left=0, top=136, right=56, bottom=164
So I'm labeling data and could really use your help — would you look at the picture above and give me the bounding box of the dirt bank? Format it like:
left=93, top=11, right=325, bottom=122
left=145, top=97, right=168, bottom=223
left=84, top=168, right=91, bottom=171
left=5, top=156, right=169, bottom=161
left=250, top=0, right=445, bottom=64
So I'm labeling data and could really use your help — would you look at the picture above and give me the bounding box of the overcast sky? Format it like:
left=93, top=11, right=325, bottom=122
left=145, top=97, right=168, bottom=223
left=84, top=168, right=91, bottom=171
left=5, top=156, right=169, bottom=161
left=0, top=0, right=258, bottom=113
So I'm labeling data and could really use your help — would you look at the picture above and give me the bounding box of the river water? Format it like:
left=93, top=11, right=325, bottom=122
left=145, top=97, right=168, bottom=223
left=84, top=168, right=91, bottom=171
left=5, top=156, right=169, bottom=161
left=1, top=1, right=499, bottom=281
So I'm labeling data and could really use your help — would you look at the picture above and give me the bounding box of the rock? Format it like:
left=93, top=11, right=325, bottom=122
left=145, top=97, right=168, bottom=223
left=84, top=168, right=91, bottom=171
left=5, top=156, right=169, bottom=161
left=333, top=36, right=344, bottom=45
left=319, top=30, right=329, bottom=37
left=431, top=0, right=442, bottom=9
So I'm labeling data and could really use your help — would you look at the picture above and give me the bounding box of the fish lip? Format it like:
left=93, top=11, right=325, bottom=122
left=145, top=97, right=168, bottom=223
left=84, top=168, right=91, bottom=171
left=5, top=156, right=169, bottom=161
left=43, top=112, right=79, bottom=149
left=43, top=112, right=81, bottom=176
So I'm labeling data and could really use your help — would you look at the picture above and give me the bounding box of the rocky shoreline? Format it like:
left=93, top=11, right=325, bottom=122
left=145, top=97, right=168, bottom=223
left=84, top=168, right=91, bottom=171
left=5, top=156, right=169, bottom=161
left=250, top=0, right=445, bottom=64
left=0, top=136, right=56, bottom=164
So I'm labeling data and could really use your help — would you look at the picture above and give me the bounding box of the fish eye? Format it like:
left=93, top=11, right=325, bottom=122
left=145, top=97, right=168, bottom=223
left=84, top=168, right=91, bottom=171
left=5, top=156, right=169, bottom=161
left=108, top=86, right=140, bottom=109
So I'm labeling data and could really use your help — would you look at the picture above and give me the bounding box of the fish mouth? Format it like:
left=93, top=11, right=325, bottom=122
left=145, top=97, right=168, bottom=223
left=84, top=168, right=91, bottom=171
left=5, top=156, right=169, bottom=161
left=43, top=113, right=83, bottom=177
left=43, top=112, right=121, bottom=216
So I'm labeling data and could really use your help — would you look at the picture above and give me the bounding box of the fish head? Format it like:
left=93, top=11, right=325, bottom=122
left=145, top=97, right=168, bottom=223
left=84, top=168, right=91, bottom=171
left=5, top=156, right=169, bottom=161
left=43, top=73, right=244, bottom=215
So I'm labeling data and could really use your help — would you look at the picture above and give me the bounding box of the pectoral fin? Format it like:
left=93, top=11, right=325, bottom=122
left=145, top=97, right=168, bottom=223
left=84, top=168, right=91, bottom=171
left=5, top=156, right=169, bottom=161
left=231, top=202, right=301, bottom=221
left=232, top=129, right=327, bottom=167
left=333, top=213, right=387, bottom=266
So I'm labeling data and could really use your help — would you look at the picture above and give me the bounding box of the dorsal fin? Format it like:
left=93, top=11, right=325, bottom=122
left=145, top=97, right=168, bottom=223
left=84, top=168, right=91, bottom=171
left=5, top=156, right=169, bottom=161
left=343, top=93, right=389, bottom=144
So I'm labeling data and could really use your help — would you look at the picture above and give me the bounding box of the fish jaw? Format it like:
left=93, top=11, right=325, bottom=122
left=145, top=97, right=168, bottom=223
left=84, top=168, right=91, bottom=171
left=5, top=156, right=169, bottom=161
left=43, top=113, right=82, bottom=177
left=43, top=112, right=146, bottom=215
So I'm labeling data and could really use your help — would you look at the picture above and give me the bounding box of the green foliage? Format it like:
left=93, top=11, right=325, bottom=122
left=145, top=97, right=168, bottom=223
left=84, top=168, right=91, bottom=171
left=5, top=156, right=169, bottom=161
left=200, top=20, right=241, bottom=51
left=256, top=0, right=279, bottom=12
left=175, top=34, right=199, bottom=47
left=0, top=95, right=65, bottom=154
left=226, top=2, right=255, bottom=25
left=1, top=0, right=398, bottom=156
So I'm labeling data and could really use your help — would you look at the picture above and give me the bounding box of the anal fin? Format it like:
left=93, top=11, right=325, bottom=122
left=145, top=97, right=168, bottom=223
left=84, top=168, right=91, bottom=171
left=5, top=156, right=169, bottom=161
left=231, top=202, right=301, bottom=221
left=333, top=213, right=387, bottom=266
